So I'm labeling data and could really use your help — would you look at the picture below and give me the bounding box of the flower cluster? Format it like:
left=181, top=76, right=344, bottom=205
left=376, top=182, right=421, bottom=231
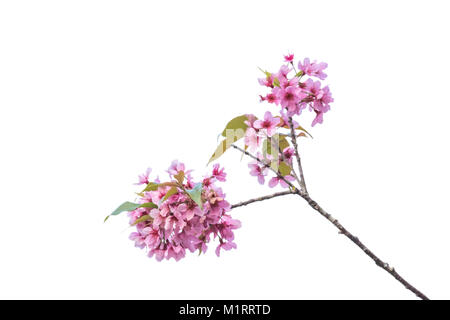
left=126, top=161, right=240, bottom=261
left=236, top=55, right=333, bottom=187
left=259, top=56, right=333, bottom=127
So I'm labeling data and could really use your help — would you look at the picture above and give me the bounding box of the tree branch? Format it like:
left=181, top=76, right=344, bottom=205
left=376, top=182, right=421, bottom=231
left=231, top=145, right=429, bottom=300
left=231, top=144, right=297, bottom=190
left=231, top=190, right=294, bottom=209
left=298, top=191, right=429, bottom=300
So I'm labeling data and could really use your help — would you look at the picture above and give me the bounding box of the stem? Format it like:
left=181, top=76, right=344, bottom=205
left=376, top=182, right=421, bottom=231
left=297, top=191, right=429, bottom=300
left=231, top=146, right=429, bottom=300
left=231, top=191, right=294, bottom=209
left=231, top=144, right=297, bottom=190
left=269, top=135, right=303, bottom=187
left=287, top=116, right=308, bottom=194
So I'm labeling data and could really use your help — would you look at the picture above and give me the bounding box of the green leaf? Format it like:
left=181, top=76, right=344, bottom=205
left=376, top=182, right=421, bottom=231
left=209, top=115, right=250, bottom=164
left=262, top=138, right=272, bottom=159
left=142, top=182, right=159, bottom=192
left=208, top=139, right=229, bottom=164
left=139, top=202, right=158, bottom=209
left=258, top=67, right=272, bottom=79
left=208, top=133, right=243, bottom=165
left=221, top=115, right=248, bottom=137
left=295, top=70, right=304, bottom=77
left=186, top=183, right=203, bottom=209
left=278, top=135, right=290, bottom=151
left=279, top=161, right=292, bottom=176
left=111, top=201, right=142, bottom=216
left=296, top=125, right=313, bottom=138
left=273, top=77, right=280, bottom=87
left=131, top=215, right=151, bottom=226
left=105, top=201, right=157, bottom=223
left=161, top=186, right=178, bottom=202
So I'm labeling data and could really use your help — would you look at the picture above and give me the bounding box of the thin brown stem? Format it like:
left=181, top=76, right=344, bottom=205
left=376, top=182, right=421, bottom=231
left=231, top=144, right=297, bottom=190
left=231, top=145, right=429, bottom=300
left=231, top=191, right=294, bottom=209
left=297, top=191, right=429, bottom=300
left=269, top=135, right=302, bottom=187
left=287, top=116, right=308, bottom=194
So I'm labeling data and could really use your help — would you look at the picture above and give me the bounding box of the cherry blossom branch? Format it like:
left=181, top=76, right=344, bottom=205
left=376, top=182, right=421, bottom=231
left=287, top=116, right=308, bottom=194
left=231, top=145, right=429, bottom=300
left=231, top=190, right=295, bottom=209
left=268, top=135, right=303, bottom=188
left=230, top=144, right=297, bottom=190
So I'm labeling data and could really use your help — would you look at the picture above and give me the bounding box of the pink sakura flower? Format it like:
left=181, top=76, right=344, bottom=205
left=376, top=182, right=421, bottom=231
left=260, top=93, right=279, bottom=104
left=279, top=77, right=299, bottom=89
left=166, top=244, right=186, bottom=261
left=244, top=114, right=258, bottom=130
left=303, top=78, right=323, bottom=99
left=282, top=147, right=295, bottom=163
left=244, top=128, right=261, bottom=152
left=167, top=160, right=185, bottom=176
left=284, top=53, right=294, bottom=63
left=312, top=111, right=324, bottom=127
left=148, top=248, right=166, bottom=261
left=298, top=58, right=328, bottom=80
left=268, top=174, right=295, bottom=188
left=248, top=158, right=268, bottom=185
left=258, top=74, right=274, bottom=88
left=313, top=85, right=333, bottom=111
left=276, top=65, right=291, bottom=80
left=215, top=241, right=237, bottom=257
left=212, top=163, right=226, bottom=182
left=135, top=168, right=151, bottom=185
left=253, top=111, right=280, bottom=137
left=274, top=86, right=300, bottom=110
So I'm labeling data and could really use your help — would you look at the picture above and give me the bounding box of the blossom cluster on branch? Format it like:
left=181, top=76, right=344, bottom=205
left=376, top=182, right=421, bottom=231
left=109, top=54, right=332, bottom=260
left=106, top=161, right=240, bottom=261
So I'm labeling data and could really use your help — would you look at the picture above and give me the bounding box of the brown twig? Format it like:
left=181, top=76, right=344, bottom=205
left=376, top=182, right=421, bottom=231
left=231, top=145, right=429, bottom=300
left=287, top=116, right=308, bottom=194
left=231, top=144, right=296, bottom=190
left=231, top=190, right=294, bottom=209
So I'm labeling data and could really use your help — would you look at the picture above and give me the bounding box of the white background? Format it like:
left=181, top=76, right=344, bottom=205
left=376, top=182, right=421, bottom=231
left=1, top=0, right=449, bottom=300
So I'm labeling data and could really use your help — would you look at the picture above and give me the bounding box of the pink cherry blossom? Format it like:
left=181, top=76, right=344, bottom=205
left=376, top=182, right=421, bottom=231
left=284, top=53, right=294, bottom=63
left=212, top=163, right=226, bottom=182
left=298, top=58, right=328, bottom=80
left=248, top=158, right=268, bottom=185
left=215, top=241, right=237, bottom=257
left=135, top=167, right=151, bottom=185
left=268, top=174, right=295, bottom=188
left=253, top=111, right=280, bottom=137
left=167, top=160, right=185, bottom=176
left=244, top=127, right=261, bottom=152
left=282, top=147, right=295, bottom=163
left=244, top=113, right=258, bottom=130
